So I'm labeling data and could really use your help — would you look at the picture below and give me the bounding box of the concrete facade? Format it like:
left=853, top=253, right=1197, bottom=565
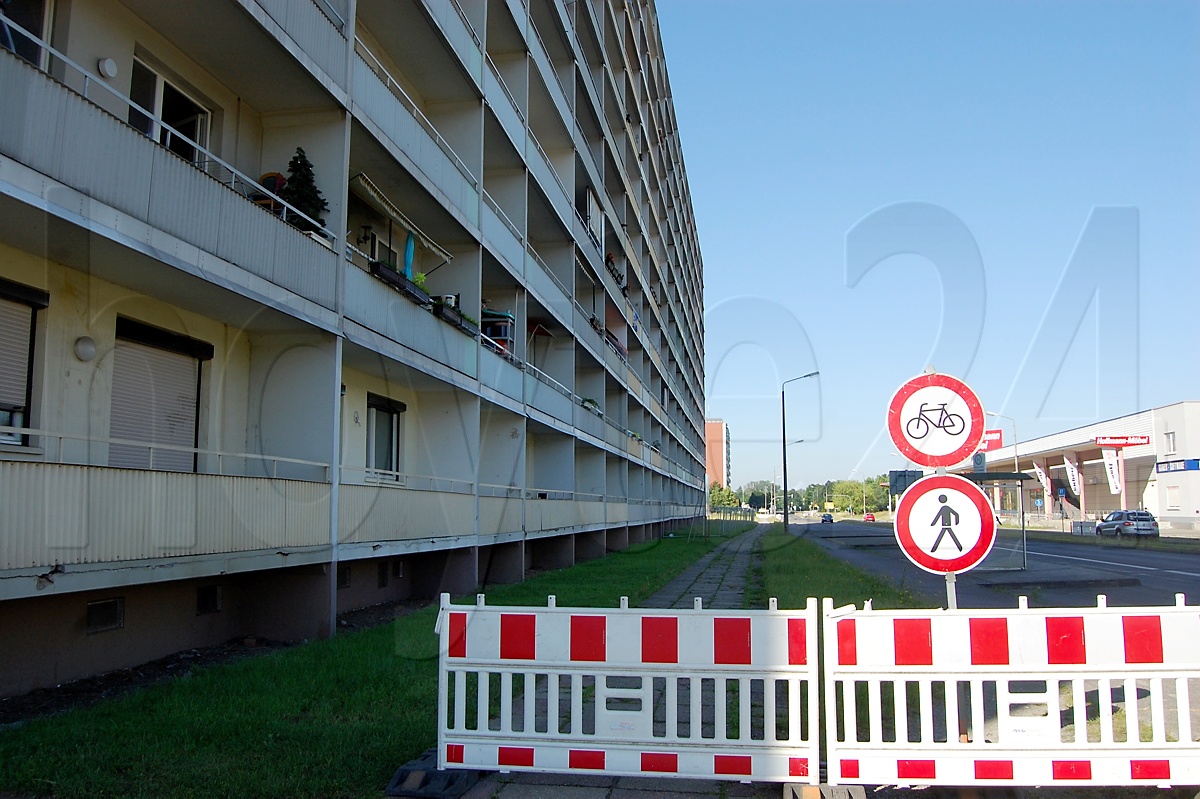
left=0, top=0, right=706, bottom=694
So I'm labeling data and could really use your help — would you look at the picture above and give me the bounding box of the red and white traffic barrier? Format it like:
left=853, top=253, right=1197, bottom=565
left=436, top=593, right=820, bottom=783
left=823, top=594, right=1200, bottom=787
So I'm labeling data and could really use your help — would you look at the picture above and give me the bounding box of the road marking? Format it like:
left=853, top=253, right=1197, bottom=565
left=1028, top=549, right=1200, bottom=577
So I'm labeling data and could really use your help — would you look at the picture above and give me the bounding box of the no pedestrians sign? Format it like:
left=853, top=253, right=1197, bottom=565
left=893, top=474, right=997, bottom=574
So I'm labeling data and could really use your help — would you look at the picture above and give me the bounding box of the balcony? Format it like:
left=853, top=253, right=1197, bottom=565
left=524, top=366, right=573, bottom=425
left=338, top=470, right=475, bottom=545
left=0, top=434, right=331, bottom=576
left=343, top=262, right=479, bottom=378
left=0, top=44, right=338, bottom=309
left=352, top=40, right=480, bottom=228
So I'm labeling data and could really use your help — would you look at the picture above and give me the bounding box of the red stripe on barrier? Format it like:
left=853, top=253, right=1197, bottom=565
left=1046, top=617, right=1086, bottom=664
left=569, top=749, right=605, bottom=770
left=500, top=614, right=536, bottom=660
left=641, top=752, right=678, bottom=773
left=789, top=757, right=809, bottom=777
left=570, top=615, right=606, bottom=662
left=1131, top=759, right=1170, bottom=780
left=788, top=618, right=807, bottom=665
left=448, top=612, right=466, bottom=658
left=894, top=618, right=933, bottom=666
left=445, top=744, right=464, bottom=764
left=642, top=617, right=679, bottom=663
left=714, top=755, right=752, bottom=775
left=714, top=618, right=752, bottom=665
left=969, top=618, right=1010, bottom=665
left=897, top=759, right=936, bottom=779
left=1123, top=616, right=1164, bottom=664
left=974, top=760, right=1014, bottom=780
left=840, top=759, right=860, bottom=779
left=498, top=746, right=534, bottom=767
left=1051, top=760, right=1091, bottom=780
left=838, top=619, right=857, bottom=666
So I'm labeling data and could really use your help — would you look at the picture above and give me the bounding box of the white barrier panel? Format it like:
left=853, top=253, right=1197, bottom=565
left=436, top=593, right=820, bottom=783
left=823, top=594, right=1200, bottom=788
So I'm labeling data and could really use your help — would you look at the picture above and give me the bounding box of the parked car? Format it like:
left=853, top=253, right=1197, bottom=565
left=821, top=513, right=834, bottom=523
left=863, top=512, right=876, bottom=522
left=1096, top=510, right=1159, bottom=537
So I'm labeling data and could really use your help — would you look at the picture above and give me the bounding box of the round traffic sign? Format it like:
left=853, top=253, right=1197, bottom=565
left=887, top=373, right=985, bottom=468
left=894, top=474, right=997, bottom=574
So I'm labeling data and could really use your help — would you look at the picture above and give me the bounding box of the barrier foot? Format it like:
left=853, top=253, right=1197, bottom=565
left=385, top=748, right=484, bottom=798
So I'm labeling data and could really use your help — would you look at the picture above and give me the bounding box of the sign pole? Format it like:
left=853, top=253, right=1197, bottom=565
left=936, top=466, right=957, bottom=609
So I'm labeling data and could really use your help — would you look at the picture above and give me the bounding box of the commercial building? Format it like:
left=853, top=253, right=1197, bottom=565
left=980, top=402, right=1200, bottom=530
left=0, top=0, right=706, bottom=695
left=704, top=418, right=730, bottom=488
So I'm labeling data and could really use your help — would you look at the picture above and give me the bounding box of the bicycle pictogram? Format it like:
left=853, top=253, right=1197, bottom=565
left=905, top=402, right=965, bottom=440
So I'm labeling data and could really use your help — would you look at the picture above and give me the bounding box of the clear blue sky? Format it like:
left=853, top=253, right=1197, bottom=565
left=658, top=0, right=1200, bottom=489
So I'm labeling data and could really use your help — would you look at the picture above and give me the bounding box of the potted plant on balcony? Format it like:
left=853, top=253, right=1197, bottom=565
left=579, top=397, right=602, bottom=415
left=278, top=147, right=328, bottom=235
left=433, top=296, right=479, bottom=337
left=369, top=261, right=433, bottom=308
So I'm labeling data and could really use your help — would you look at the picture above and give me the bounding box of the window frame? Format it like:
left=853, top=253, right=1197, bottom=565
left=1164, top=431, right=1176, bottom=455
left=128, top=56, right=211, bottom=165
left=365, top=392, right=406, bottom=482
left=0, top=277, right=48, bottom=447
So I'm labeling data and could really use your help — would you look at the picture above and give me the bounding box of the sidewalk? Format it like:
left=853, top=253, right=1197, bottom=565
left=464, top=524, right=780, bottom=799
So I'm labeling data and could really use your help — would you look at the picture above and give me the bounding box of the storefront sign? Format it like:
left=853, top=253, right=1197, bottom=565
left=1094, top=435, right=1150, bottom=447
left=979, top=429, right=1003, bottom=451
left=1155, top=459, right=1200, bottom=473
left=1102, top=448, right=1122, bottom=495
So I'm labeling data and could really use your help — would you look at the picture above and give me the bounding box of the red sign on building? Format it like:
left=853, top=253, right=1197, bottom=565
left=979, top=429, right=1004, bottom=452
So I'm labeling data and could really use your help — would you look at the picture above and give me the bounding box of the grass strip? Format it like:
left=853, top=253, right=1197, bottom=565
left=0, top=522, right=753, bottom=799
left=752, top=523, right=924, bottom=610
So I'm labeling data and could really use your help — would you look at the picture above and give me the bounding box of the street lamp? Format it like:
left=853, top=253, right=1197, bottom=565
left=782, top=370, right=819, bottom=533
left=985, top=411, right=1019, bottom=473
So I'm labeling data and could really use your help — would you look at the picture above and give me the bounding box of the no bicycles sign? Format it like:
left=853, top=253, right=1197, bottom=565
left=887, top=373, right=984, bottom=469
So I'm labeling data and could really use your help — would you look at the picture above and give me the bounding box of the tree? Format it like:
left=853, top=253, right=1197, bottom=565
left=278, top=146, right=328, bottom=232
left=708, top=482, right=738, bottom=508
left=747, top=491, right=766, bottom=510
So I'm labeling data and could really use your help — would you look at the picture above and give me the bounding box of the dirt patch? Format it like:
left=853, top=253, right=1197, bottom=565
left=0, top=598, right=434, bottom=727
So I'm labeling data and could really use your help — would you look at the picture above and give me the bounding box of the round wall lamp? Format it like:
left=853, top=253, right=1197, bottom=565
left=97, top=58, right=118, bottom=79
left=73, top=336, right=96, bottom=362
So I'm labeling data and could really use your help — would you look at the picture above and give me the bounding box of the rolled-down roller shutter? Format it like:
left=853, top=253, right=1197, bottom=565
left=108, top=320, right=212, bottom=472
left=0, top=297, right=34, bottom=443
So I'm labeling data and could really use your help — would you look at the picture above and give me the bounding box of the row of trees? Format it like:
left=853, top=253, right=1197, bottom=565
left=709, top=476, right=892, bottom=515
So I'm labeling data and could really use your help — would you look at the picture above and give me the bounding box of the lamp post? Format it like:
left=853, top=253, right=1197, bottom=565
left=782, top=370, right=819, bottom=533
left=985, top=411, right=1019, bottom=473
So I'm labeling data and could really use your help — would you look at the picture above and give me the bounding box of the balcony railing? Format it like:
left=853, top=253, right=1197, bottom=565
left=0, top=14, right=333, bottom=239
left=353, top=37, right=479, bottom=191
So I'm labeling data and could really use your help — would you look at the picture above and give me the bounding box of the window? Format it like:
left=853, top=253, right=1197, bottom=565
left=86, top=597, right=124, bottom=634
left=366, top=393, right=406, bottom=479
left=377, top=561, right=389, bottom=589
left=128, top=58, right=210, bottom=164
left=0, top=278, right=48, bottom=446
left=337, top=565, right=351, bottom=590
left=196, top=584, right=222, bottom=615
left=108, top=317, right=213, bottom=472
left=1166, top=486, right=1181, bottom=512
left=0, top=0, right=53, bottom=68
left=1164, top=431, right=1176, bottom=455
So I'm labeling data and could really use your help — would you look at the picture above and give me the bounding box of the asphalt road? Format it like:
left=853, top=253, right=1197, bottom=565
left=802, top=520, right=1200, bottom=610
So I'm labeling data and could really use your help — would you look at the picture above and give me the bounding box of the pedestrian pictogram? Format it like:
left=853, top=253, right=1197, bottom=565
left=887, top=373, right=985, bottom=468
left=930, top=494, right=961, bottom=553
left=894, top=474, right=996, bottom=574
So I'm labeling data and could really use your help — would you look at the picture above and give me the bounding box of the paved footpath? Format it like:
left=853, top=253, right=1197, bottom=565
left=464, top=524, right=779, bottom=799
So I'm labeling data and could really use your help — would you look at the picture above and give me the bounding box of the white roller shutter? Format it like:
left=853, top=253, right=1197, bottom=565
left=0, top=297, right=32, bottom=410
left=109, top=338, right=198, bottom=471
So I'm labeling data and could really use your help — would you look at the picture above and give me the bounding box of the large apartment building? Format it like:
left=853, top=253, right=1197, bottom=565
left=0, top=0, right=706, bottom=695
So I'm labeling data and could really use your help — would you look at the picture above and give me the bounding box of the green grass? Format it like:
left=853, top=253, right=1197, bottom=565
left=752, top=523, right=924, bottom=610
left=0, top=523, right=753, bottom=799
